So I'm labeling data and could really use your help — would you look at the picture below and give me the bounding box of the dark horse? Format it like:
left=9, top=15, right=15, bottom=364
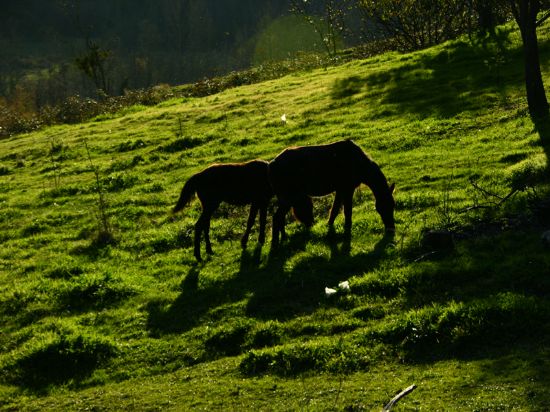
left=172, top=160, right=273, bottom=261
left=268, top=139, right=395, bottom=248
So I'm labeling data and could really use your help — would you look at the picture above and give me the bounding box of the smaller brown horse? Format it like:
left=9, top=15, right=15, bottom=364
left=172, top=160, right=273, bottom=261
left=268, top=139, right=395, bottom=248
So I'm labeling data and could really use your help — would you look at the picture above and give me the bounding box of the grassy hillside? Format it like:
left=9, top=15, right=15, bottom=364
left=2, top=25, right=550, bottom=410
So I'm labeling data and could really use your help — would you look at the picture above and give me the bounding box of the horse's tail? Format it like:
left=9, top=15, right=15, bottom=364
left=173, top=175, right=198, bottom=213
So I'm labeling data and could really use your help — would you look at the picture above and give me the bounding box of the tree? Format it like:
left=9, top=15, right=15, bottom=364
left=355, top=0, right=472, bottom=51
left=505, top=0, right=550, bottom=119
left=74, top=38, right=112, bottom=95
left=290, top=0, right=354, bottom=57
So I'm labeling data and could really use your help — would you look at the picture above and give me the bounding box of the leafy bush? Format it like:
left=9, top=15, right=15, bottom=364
left=0, top=103, right=43, bottom=137
left=507, top=154, right=549, bottom=191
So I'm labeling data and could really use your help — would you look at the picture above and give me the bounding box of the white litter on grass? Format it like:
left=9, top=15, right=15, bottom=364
left=325, top=280, right=351, bottom=297
left=281, top=114, right=287, bottom=124
left=325, top=287, right=337, bottom=297
left=338, top=280, right=350, bottom=291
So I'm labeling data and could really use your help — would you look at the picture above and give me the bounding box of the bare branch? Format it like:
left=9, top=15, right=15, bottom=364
left=382, top=384, right=417, bottom=411
left=536, top=10, right=550, bottom=26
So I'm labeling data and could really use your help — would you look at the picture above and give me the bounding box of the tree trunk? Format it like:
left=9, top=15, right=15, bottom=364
left=515, top=0, right=549, bottom=118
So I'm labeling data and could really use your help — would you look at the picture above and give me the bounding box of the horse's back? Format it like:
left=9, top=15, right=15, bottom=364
left=196, top=160, right=271, bottom=205
left=269, top=140, right=366, bottom=197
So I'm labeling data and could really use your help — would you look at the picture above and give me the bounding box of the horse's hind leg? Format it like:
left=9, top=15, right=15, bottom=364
left=194, top=214, right=205, bottom=261
left=203, top=207, right=216, bottom=256
left=342, top=190, right=354, bottom=235
left=258, top=205, right=267, bottom=244
left=242, top=204, right=259, bottom=248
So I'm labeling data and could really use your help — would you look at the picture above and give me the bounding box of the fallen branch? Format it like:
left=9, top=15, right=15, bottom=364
left=382, top=384, right=417, bottom=411
left=461, top=178, right=518, bottom=213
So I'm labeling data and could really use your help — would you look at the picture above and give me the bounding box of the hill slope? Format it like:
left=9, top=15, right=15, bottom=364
left=1, top=26, right=550, bottom=410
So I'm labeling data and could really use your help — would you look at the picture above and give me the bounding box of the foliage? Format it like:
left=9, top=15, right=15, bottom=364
left=2, top=23, right=550, bottom=411
left=356, top=0, right=485, bottom=50
left=507, top=153, right=548, bottom=190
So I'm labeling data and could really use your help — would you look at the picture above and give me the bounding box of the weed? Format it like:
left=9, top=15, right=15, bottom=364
left=85, top=141, right=113, bottom=245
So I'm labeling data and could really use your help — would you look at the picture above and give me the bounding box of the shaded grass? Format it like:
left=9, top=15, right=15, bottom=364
left=1, top=23, right=550, bottom=410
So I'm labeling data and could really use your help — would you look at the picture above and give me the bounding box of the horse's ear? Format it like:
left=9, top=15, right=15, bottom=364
left=389, top=183, right=395, bottom=194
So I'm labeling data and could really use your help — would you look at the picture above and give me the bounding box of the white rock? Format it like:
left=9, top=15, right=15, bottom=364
left=325, top=287, right=337, bottom=297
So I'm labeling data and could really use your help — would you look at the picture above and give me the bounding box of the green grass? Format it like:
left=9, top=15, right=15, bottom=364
left=2, top=25, right=550, bottom=410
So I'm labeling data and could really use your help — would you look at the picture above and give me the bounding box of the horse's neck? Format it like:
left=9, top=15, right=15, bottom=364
left=364, top=161, right=388, bottom=198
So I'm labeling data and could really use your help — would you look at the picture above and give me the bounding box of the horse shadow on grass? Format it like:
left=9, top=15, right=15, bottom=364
left=145, top=229, right=395, bottom=335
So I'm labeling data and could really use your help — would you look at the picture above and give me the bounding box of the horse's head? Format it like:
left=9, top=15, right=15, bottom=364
left=375, top=183, right=395, bottom=232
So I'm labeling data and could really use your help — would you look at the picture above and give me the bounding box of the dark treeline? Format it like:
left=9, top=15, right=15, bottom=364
left=1, top=0, right=526, bottom=136
left=0, top=0, right=293, bottom=110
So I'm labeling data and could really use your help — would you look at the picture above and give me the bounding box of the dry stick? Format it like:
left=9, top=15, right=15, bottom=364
left=460, top=179, right=518, bottom=213
left=84, top=140, right=111, bottom=235
left=382, top=384, right=417, bottom=411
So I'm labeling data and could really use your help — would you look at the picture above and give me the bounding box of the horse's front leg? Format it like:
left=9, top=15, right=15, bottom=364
left=242, top=204, right=259, bottom=248
left=272, top=201, right=290, bottom=249
left=328, top=192, right=343, bottom=226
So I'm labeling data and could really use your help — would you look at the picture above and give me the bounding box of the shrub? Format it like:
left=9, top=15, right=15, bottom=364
left=160, top=136, right=203, bottom=153
left=368, top=293, right=550, bottom=359
left=205, top=320, right=252, bottom=356
left=46, top=259, right=85, bottom=279
left=116, top=139, right=146, bottom=152
left=0, top=165, right=11, bottom=175
left=102, top=173, right=138, bottom=192
left=245, top=321, right=284, bottom=349
left=507, top=154, right=549, bottom=191
left=57, top=272, right=135, bottom=311
left=2, top=323, right=117, bottom=387
left=240, top=339, right=370, bottom=376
